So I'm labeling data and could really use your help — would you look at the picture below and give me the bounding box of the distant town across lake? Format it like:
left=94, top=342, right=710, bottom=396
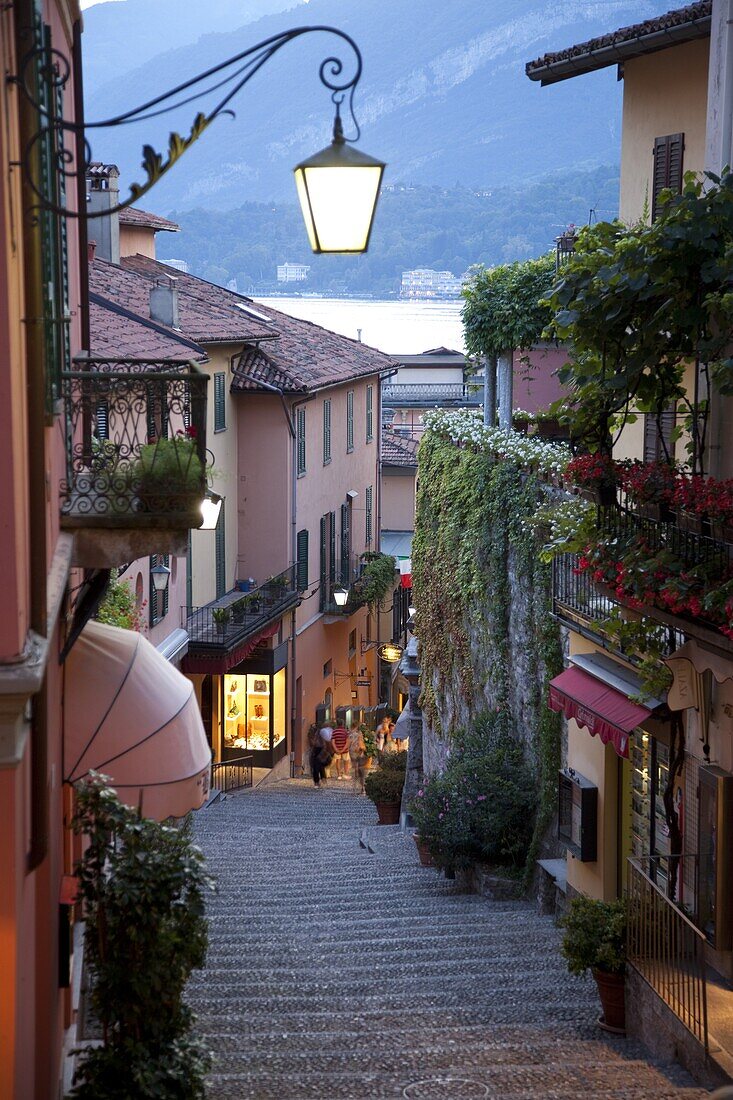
left=255, top=297, right=466, bottom=356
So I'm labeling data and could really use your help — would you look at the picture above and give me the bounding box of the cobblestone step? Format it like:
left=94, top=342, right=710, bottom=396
left=190, top=779, right=706, bottom=1099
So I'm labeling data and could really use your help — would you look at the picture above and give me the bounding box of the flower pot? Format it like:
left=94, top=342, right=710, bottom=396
left=413, top=834, right=434, bottom=867
left=677, top=509, right=704, bottom=535
left=593, top=968, right=626, bottom=1033
left=637, top=501, right=674, bottom=523
left=375, top=800, right=400, bottom=825
left=580, top=485, right=617, bottom=508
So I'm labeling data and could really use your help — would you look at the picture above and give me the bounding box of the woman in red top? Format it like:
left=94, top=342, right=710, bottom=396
left=330, top=726, right=351, bottom=779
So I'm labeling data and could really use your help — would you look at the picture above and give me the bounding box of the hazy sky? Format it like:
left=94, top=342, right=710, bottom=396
left=80, top=0, right=124, bottom=8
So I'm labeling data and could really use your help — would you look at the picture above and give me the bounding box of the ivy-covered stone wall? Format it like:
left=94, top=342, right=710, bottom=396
left=412, top=411, right=566, bottom=865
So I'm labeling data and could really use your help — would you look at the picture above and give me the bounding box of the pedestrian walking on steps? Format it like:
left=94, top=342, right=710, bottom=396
left=331, top=726, right=350, bottom=779
left=348, top=727, right=368, bottom=794
left=308, top=725, right=327, bottom=788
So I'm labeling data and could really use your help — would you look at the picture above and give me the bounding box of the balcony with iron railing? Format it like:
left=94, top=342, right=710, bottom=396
left=60, top=355, right=208, bottom=566
left=381, top=382, right=482, bottom=408
left=320, top=553, right=367, bottom=617
left=184, top=566, right=300, bottom=652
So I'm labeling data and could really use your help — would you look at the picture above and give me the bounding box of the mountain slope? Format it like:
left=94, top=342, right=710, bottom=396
left=82, top=0, right=675, bottom=212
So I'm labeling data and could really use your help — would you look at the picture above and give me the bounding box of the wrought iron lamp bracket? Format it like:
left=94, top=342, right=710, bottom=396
left=11, top=23, right=364, bottom=221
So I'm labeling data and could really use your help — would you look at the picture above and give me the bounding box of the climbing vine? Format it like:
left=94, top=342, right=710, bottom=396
left=413, top=413, right=565, bottom=877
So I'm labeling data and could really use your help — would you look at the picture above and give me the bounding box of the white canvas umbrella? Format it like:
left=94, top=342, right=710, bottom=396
left=64, top=619, right=211, bottom=819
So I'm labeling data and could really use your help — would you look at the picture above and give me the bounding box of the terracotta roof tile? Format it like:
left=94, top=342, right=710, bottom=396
left=89, top=297, right=206, bottom=361
left=119, top=207, right=180, bottom=232
left=382, top=428, right=419, bottom=467
left=121, top=255, right=397, bottom=392
left=90, top=257, right=274, bottom=344
left=526, top=2, right=711, bottom=85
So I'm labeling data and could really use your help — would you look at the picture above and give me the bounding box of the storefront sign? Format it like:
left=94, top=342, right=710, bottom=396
left=355, top=678, right=371, bottom=687
left=378, top=643, right=403, bottom=663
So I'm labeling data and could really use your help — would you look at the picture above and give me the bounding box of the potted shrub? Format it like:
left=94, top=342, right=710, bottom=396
left=212, top=607, right=230, bottom=635
left=136, top=433, right=205, bottom=515
left=565, top=452, right=619, bottom=508
left=360, top=725, right=377, bottom=769
left=560, top=895, right=627, bottom=1033
left=364, top=750, right=406, bottom=824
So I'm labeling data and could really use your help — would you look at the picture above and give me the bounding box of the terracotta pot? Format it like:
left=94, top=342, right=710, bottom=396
left=413, top=834, right=434, bottom=867
left=375, top=800, right=400, bottom=825
left=677, top=509, right=704, bottom=535
left=637, top=501, right=674, bottom=524
left=593, top=968, right=626, bottom=1033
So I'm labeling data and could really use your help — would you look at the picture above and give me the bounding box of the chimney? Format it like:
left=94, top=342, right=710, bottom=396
left=88, top=240, right=97, bottom=263
left=85, top=162, right=120, bottom=264
left=149, top=275, right=179, bottom=329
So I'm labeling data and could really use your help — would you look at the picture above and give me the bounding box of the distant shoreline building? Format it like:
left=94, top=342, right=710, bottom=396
left=277, top=261, right=311, bottom=283
left=165, top=257, right=190, bottom=273
left=400, top=268, right=464, bottom=300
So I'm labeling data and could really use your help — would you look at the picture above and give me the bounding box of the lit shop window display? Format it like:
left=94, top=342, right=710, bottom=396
left=222, top=651, right=287, bottom=767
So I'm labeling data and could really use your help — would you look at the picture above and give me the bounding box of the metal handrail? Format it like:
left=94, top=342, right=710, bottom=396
left=211, top=754, right=253, bottom=794
left=627, top=856, right=708, bottom=1052
left=382, top=382, right=481, bottom=405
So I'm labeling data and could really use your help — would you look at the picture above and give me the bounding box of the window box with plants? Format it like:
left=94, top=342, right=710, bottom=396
left=619, top=459, right=677, bottom=523
left=136, top=431, right=205, bottom=518
left=364, top=750, right=406, bottom=824
left=560, top=895, right=627, bottom=1033
left=212, top=607, right=230, bottom=635
left=565, top=453, right=619, bottom=508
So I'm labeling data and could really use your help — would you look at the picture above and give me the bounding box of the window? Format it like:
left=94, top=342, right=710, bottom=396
left=296, top=528, right=309, bottom=591
left=214, top=372, right=227, bottom=432
left=652, top=133, right=684, bottom=221
left=215, top=504, right=226, bottom=599
left=644, top=406, right=677, bottom=464
left=366, top=384, right=374, bottom=443
left=296, top=407, right=306, bottom=476
left=365, top=485, right=373, bottom=545
left=323, top=659, right=332, bottom=679
left=323, top=399, right=331, bottom=464
left=348, top=629, right=357, bottom=657
left=346, top=390, right=354, bottom=453
left=319, top=512, right=336, bottom=612
left=149, top=554, right=170, bottom=626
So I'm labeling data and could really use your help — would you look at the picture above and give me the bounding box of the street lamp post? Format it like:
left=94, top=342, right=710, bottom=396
left=16, top=25, right=385, bottom=254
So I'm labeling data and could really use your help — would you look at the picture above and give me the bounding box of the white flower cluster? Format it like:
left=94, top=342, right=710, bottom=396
left=421, top=407, right=571, bottom=476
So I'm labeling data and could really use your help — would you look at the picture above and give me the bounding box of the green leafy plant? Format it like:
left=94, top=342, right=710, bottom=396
left=359, top=724, right=377, bottom=759
left=364, top=750, right=407, bottom=804
left=68, top=773, right=215, bottom=1099
left=352, top=551, right=396, bottom=607
left=409, top=713, right=536, bottom=871
left=95, top=571, right=145, bottom=632
left=212, top=607, right=230, bottom=628
left=560, top=895, right=627, bottom=976
left=136, top=434, right=205, bottom=513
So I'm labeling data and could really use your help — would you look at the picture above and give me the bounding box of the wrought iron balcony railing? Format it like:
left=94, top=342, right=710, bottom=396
left=60, top=355, right=208, bottom=528
left=320, top=553, right=366, bottom=616
left=184, top=566, right=299, bottom=650
left=381, top=382, right=482, bottom=407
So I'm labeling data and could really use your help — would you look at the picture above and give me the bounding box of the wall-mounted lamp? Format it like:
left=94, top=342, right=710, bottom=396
left=200, top=491, right=223, bottom=531
left=150, top=561, right=172, bottom=594
left=333, top=586, right=349, bottom=608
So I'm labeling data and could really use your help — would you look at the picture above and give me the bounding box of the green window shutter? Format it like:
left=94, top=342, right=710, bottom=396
left=346, top=391, right=354, bottom=453
left=162, top=554, right=170, bottom=619
left=297, top=408, right=306, bottom=476
left=340, top=503, right=350, bottom=582
left=652, top=133, right=684, bottom=220
left=297, top=529, right=309, bottom=590
left=186, top=531, right=193, bottom=610
left=214, top=373, right=227, bottom=431
left=365, top=485, right=373, bottom=545
left=329, top=511, right=336, bottom=583
left=149, top=555, right=159, bottom=626
left=366, top=385, right=373, bottom=443
left=319, top=516, right=327, bottom=612
left=323, top=399, right=331, bottom=464
left=215, top=505, right=226, bottom=599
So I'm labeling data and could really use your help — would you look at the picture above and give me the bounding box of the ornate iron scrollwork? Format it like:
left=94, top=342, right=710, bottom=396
left=12, top=24, right=364, bottom=220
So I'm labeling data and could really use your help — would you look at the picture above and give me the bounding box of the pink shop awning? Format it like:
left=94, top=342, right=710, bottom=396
left=548, top=666, right=652, bottom=759
left=64, top=620, right=211, bottom=819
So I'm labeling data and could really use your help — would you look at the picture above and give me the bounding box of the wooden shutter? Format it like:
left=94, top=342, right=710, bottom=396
left=323, top=399, right=331, bottom=464
left=214, top=372, right=226, bottom=431
left=215, top=505, right=226, bottom=599
left=186, top=531, right=193, bottom=610
left=162, top=554, right=170, bottom=618
left=297, top=408, right=306, bottom=475
left=366, top=385, right=374, bottom=442
left=365, top=485, right=373, bottom=545
left=340, top=503, right=350, bottom=582
left=329, top=510, right=336, bottom=583
left=319, top=516, right=327, bottom=611
left=297, top=528, right=309, bottom=590
left=652, top=133, right=684, bottom=220
left=149, top=554, right=158, bottom=626
left=347, top=391, right=354, bottom=452
left=644, top=406, right=677, bottom=463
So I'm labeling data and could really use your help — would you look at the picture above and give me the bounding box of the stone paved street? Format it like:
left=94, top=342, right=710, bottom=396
left=190, top=779, right=708, bottom=1099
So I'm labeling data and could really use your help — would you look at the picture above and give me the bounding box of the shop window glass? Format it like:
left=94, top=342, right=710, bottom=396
left=273, top=668, right=286, bottom=751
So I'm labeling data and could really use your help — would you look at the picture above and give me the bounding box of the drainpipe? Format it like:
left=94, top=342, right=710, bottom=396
left=15, top=0, right=49, bottom=869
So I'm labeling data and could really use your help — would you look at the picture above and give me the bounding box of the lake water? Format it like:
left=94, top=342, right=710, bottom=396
left=255, top=297, right=465, bottom=356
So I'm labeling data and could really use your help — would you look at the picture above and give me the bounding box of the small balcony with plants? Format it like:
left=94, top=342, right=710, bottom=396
left=321, top=551, right=396, bottom=618
left=184, top=566, right=300, bottom=653
left=60, top=355, right=209, bottom=566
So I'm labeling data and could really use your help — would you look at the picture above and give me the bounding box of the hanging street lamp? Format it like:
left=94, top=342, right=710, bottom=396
left=150, top=561, right=172, bottom=594
left=199, top=491, right=223, bottom=531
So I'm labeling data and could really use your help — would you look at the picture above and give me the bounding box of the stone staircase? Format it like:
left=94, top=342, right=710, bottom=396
left=189, top=780, right=707, bottom=1099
